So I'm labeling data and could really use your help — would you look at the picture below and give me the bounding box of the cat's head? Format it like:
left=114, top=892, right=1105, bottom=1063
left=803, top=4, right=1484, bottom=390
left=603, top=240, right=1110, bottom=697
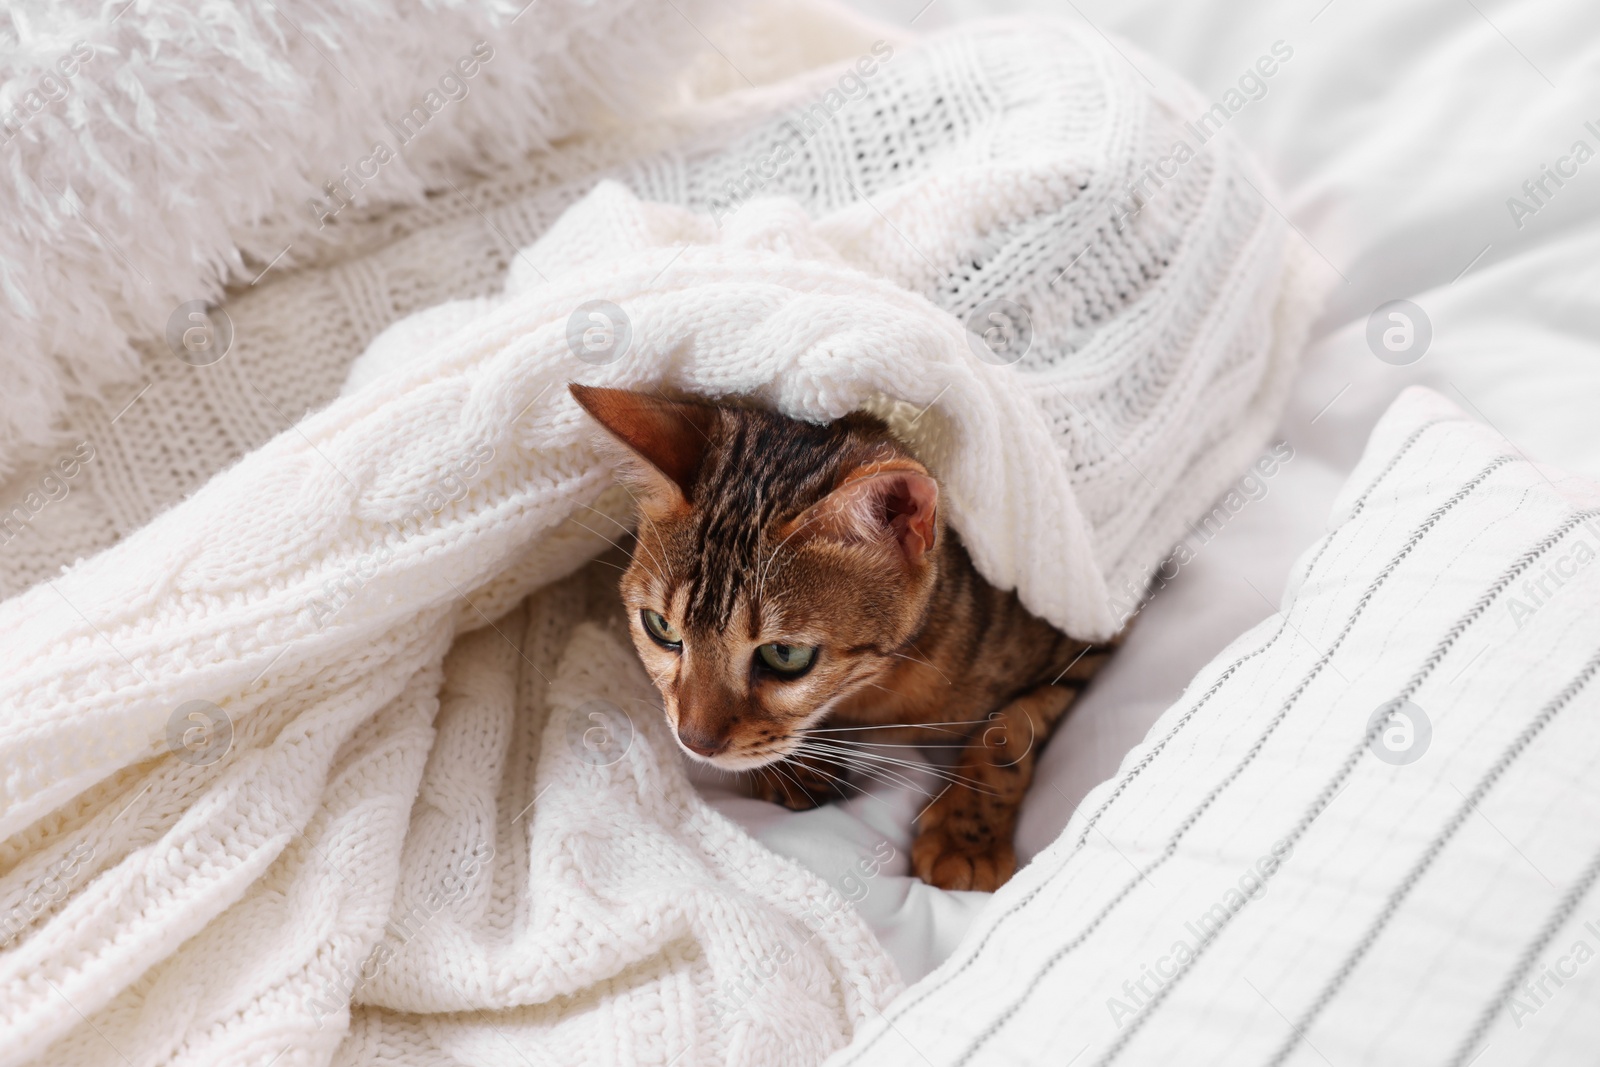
left=571, top=384, right=942, bottom=770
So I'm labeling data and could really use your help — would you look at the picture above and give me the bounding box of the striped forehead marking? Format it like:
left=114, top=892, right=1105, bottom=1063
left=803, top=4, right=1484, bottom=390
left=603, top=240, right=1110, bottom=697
left=682, top=412, right=853, bottom=632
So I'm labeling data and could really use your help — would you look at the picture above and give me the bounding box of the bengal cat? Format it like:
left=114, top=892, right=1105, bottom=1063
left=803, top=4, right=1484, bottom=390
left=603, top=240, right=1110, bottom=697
left=571, top=384, right=1119, bottom=891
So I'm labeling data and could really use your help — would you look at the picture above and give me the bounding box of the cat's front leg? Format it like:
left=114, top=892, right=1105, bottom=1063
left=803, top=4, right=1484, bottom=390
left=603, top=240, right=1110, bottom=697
left=745, top=754, right=847, bottom=811
left=912, top=684, right=1080, bottom=891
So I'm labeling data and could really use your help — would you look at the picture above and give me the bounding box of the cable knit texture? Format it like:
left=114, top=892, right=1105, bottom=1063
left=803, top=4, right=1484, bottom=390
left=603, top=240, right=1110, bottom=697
left=0, top=10, right=1322, bottom=1067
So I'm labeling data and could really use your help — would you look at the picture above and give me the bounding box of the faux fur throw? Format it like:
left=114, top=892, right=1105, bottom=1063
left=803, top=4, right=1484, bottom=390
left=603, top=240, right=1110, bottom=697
left=0, top=15, right=1321, bottom=1067
left=0, top=0, right=741, bottom=480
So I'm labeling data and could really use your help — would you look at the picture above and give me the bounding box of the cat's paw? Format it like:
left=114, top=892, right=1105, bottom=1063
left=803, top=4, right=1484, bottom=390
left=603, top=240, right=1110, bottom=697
left=912, top=826, right=1016, bottom=892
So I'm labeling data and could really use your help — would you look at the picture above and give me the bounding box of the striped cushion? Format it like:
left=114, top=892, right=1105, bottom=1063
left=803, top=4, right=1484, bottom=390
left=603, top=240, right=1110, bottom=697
left=830, top=386, right=1600, bottom=1067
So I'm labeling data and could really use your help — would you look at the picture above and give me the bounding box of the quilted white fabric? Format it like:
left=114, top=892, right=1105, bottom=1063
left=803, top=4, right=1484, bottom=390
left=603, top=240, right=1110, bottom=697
left=0, top=12, right=1320, bottom=1067
left=833, top=386, right=1600, bottom=1067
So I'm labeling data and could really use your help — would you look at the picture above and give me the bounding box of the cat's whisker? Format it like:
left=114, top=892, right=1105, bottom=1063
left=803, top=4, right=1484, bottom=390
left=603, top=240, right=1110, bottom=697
left=796, top=745, right=931, bottom=796
left=799, top=738, right=962, bottom=780
left=801, top=738, right=972, bottom=749
left=811, top=726, right=979, bottom=742
left=593, top=487, right=677, bottom=586
left=805, top=761, right=849, bottom=789
left=790, top=757, right=850, bottom=796
left=805, top=750, right=971, bottom=801
left=798, top=740, right=996, bottom=795
left=767, top=760, right=818, bottom=804
left=576, top=499, right=671, bottom=581
left=887, top=649, right=956, bottom=688
left=808, top=719, right=994, bottom=734
left=802, top=737, right=957, bottom=766
left=587, top=557, right=631, bottom=575
left=566, top=517, right=666, bottom=587
left=568, top=497, right=637, bottom=537
left=751, top=764, right=781, bottom=797
left=830, top=760, right=927, bottom=797
left=898, top=767, right=999, bottom=797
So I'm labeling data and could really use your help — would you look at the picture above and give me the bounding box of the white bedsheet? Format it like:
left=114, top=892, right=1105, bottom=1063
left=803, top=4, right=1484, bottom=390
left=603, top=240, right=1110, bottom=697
left=700, top=0, right=1600, bottom=983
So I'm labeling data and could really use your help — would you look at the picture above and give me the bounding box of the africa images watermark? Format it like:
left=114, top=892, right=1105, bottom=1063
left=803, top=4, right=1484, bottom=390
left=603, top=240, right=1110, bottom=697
left=1505, top=517, right=1599, bottom=630
left=166, top=699, right=234, bottom=767
left=1365, top=698, right=1431, bottom=766
left=0, top=440, right=96, bottom=548
left=1105, top=837, right=1295, bottom=1029
left=1505, top=118, right=1600, bottom=230
left=566, top=698, right=636, bottom=767
left=1112, top=40, right=1294, bottom=229
left=306, top=41, right=496, bottom=229
left=1366, top=298, right=1432, bottom=366
left=708, top=40, right=894, bottom=226
left=0, top=843, right=95, bottom=950
left=0, top=41, right=95, bottom=151
left=1504, top=913, right=1600, bottom=1031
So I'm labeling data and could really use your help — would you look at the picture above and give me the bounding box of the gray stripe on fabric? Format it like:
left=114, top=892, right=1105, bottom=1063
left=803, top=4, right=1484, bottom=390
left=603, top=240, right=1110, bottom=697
left=1259, top=513, right=1600, bottom=1066
left=950, top=453, right=1516, bottom=1067
left=1092, top=459, right=1579, bottom=1066
left=835, top=415, right=1462, bottom=1067
left=1446, top=830, right=1600, bottom=1067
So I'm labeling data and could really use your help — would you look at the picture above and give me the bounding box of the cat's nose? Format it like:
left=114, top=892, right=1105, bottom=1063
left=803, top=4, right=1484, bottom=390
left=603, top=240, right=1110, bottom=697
left=677, top=726, right=728, bottom=757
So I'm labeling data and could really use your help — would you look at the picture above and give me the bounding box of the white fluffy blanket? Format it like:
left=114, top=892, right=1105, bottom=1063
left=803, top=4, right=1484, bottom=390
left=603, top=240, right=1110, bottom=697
left=0, top=0, right=740, bottom=479
left=0, top=12, right=1320, bottom=1067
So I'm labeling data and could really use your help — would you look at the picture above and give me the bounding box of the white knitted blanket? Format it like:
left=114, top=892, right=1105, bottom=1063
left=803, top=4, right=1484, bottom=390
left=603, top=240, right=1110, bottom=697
left=0, top=15, right=1322, bottom=1067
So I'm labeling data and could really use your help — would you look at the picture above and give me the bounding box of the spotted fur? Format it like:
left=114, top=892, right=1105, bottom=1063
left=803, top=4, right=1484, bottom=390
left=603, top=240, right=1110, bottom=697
left=572, top=384, right=1121, bottom=891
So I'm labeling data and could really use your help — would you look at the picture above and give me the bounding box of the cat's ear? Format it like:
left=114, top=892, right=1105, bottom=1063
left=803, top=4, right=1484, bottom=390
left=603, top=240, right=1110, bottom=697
left=787, top=461, right=940, bottom=564
left=570, top=384, right=717, bottom=505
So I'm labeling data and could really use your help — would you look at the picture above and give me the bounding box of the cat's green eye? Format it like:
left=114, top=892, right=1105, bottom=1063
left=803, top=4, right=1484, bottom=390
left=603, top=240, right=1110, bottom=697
left=641, top=609, right=682, bottom=649
left=755, top=642, right=816, bottom=677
